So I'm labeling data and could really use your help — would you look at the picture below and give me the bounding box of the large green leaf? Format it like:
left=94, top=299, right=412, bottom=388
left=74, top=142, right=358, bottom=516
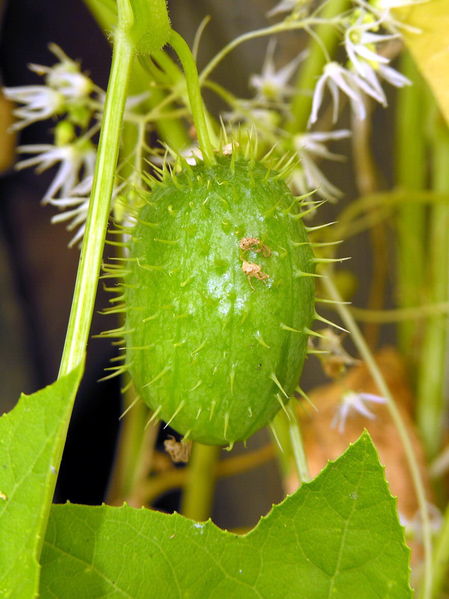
left=0, top=365, right=83, bottom=599
left=40, top=433, right=411, bottom=598
left=394, top=0, right=449, bottom=125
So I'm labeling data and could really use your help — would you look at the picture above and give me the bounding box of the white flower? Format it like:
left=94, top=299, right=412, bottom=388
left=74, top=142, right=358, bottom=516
left=16, top=142, right=96, bottom=202
left=3, top=85, right=64, bottom=130
left=3, top=43, right=94, bottom=130
left=293, top=129, right=351, bottom=200
left=29, top=43, right=93, bottom=100
left=309, top=62, right=376, bottom=124
left=345, top=14, right=410, bottom=104
left=47, top=176, right=93, bottom=247
left=250, top=40, right=304, bottom=102
left=332, top=390, right=386, bottom=433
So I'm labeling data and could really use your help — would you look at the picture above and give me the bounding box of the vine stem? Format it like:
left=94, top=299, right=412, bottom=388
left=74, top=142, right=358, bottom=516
left=199, top=18, right=341, bottom=84
left=169, top=30, right=216, bottom=164
left=349, top=303, right=449, bottom=323
left=181, top=443, right=220, bottom=521
left=431, top=506, right=449, bottom=599
left=416, top=125, right=449, bottom=459
left=322, top=274, right=432, bottom=599
left=395, top=51, right=427, bottom=361
left=271, top=401, right=310, bottom=487
left=417, top=125, right=449, bottom=599
left=286, top=403, right=310, bottom=483
left=58, top=21, right=133, bottom=377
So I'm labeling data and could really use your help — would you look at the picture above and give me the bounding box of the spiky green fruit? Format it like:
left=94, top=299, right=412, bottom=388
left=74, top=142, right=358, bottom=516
left=123, top=154, right=315, bottom=445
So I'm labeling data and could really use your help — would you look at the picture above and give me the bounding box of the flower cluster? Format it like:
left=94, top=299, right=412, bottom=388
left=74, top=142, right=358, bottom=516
left=310, top=8, right=411, bottom=125
left=4, top=44, right=154, bottom=245
left=4, top=0, right=419, bottom=245
left=4, top=44, right=95, bottom=130
left=3, top=44, right=103, bottom=245
left=246, top=0, right=417, bottom=198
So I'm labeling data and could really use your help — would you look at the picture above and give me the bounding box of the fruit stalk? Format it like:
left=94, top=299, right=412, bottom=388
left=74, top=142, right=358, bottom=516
left=168, top=30, right=216, bottom=163
left=181, top=443, right=221, bottom=521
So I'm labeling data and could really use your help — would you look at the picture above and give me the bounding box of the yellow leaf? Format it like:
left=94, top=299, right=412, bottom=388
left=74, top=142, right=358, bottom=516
left=394, top=1, right=449, bottom=124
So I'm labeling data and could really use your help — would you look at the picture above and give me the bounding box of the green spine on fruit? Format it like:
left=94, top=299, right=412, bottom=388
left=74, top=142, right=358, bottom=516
left=117, top=152, right=316, bottom=445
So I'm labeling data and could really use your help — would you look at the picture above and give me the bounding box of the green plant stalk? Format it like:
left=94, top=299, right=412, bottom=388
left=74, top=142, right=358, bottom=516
left=181, top=443, right=220, bottom=521
left=287, top=402, right=310, bottom=483
left=287, top=0, right=351, bottom=134
left=323, top=273, right=433, bottom=599
left=421, top=129, right=449, bottom=599
left=417, top=123, right=449, bottom=459
left=59, top=18, right=133, bottom=376
left=106, top=398, right=150, bottom=503
left=168, top=30, right=216, bottom=163
left=271, top=401, right=310, bottom=485
left=430, top=502, right=449, bottom=598
left=125, top=418, right=160, bottom=507
left=271, top=408, right=293, bottom=477
left=395, top=51, right=427, bottom=358
left=40, top=0, right=133, bottom=569
left=350, top=302, right=449, bottom=323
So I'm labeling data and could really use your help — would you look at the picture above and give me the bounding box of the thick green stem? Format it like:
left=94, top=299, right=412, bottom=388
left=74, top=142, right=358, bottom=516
left=417, top=123, right=449, bottom=459
left=169, top=30, right=216, bottom=164
left=395, top=51, right=428, bottom=359
left=322, top=274, right=433, bottom=599
left=181, top=443, right=220, bottom=521
left=59, top=24, right=133, bottom=376
left=286, top=0, right=350, bottom=134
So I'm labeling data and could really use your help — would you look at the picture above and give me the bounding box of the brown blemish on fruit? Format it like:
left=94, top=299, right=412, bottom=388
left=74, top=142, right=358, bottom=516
left=242, top=260, right=269, bottom=281
left=239, top=237, right=261, bottom=251
left=239, top=237, right=271, bottom=257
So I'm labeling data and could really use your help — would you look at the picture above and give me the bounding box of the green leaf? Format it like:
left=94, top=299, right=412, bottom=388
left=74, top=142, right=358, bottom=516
left=0, top=365, right=83, bottom=599
left=394, top=0, right=449, bottom=126
left=40, top=433, right=411, bottom=598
